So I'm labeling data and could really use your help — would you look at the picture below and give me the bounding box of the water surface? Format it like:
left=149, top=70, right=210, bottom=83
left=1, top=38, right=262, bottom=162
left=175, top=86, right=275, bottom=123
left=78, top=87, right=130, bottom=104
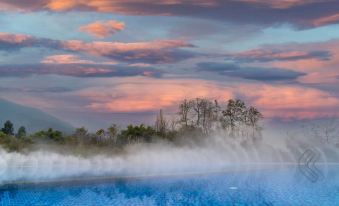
left=0, top=166, right=338, bottom=206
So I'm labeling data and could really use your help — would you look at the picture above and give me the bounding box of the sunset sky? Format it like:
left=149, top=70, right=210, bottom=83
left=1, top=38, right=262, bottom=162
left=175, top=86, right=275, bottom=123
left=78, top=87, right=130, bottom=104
left=1, top=0, right=339, bottom=129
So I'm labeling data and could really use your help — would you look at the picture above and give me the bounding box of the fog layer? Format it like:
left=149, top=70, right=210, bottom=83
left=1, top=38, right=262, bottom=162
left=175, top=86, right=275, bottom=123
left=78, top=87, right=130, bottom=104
left=0, top=130, right=338, bottom=184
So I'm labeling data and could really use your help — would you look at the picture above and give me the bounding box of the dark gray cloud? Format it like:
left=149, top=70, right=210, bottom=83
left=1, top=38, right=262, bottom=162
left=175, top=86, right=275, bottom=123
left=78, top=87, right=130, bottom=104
left=96, top=0, right=339, bottom=29
left=0, top=33, right=61, bottom=51
left=0, top=33, right=197, bottom=64
left=2, top=0, right=339, bottom=29
left=60, top=40, right=197, bottom=64
left=0, top=86, right=73, bottom=93
left=225, top=49, right=332, bottom=63
left=0, top=64, right=163, bottom=78
left=197, top=62, right=305, bottom=81
left=99, top=48, right=197, bottom=64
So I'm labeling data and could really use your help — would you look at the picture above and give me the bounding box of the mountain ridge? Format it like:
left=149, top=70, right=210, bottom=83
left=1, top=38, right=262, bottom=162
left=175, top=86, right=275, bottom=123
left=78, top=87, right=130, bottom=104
left=0, top=98, right=74, bottom=133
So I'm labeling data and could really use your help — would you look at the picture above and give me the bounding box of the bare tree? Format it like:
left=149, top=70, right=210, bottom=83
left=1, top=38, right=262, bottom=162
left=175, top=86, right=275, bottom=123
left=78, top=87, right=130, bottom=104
left=213, top=100, right=221, bottom=121
left=178, top=99, right=193, bottom=127
left=177, top=98, right=221, bottom=134
left=222, top=99, right=247, bottom=136
left=199, top=98, right=216, bottom=134
left=169, top=117, right=178, bottom=132
left=246, top=107, right=263, bottom=127
left=245, top=106, right=263, bottom=140
left=193, top=98, right=204, bottom=127
left=155, top=109, right=167, bottom=137
left=176, top=98, right=264, bottom=140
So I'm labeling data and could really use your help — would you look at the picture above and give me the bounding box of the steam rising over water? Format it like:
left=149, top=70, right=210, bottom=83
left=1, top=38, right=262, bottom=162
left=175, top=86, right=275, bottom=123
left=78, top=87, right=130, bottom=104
left=0, top=131, right=338, bottom=184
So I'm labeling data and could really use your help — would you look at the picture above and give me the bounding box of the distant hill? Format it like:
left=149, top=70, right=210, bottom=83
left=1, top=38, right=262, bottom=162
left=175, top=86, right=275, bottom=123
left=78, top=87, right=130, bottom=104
left=0, top=98, right=74, bottom=134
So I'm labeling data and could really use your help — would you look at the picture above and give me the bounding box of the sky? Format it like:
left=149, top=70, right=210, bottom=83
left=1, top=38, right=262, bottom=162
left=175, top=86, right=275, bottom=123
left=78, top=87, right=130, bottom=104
left=1, top=0, right=339, bottom=130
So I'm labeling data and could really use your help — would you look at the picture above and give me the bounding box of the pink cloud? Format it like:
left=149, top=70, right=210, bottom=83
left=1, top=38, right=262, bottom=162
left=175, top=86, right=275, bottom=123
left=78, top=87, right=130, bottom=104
left=46, top=0, right=218, bottom=12
left=231, top=40, right=339, bottom=84
left=5, top=74, right=339, bottom=120
left=0, top=32, right=195, bottom=63
left=0, top=32, right=62, bottom=52
left=61, top=39, right=195, bottom=63
left=79, top=20, right=125, bottom=38
left=129, top=63, right=152, bottom=67
left=62, top=39, right=192, bottom=53
left=227, top=49, right=330, bottom=63
left=310, top=13, right=339, bottom=27
left=44, top=0, right=317, bottom=12
left=74, top=77, right=339, bottom=119
left=0, top=32, right=33, bottom=44
left=2, top=0, right=301, bottom=12
left=239, top=84, right=339, bottom=119
left=238, top=0, right=319, bottom=9
left=76, top=78, right=234, bottom=113
left=2, top=0, right=339, bottom=28
left=41, top=54, right=96, bottom=64
left=0, top=63, right=162, bottom=78
left=280, top=44, right=339, bottom=84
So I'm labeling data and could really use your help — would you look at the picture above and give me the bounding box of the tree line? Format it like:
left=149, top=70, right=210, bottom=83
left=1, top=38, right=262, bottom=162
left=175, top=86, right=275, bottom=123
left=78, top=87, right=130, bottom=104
left=0, top=98, right=263, bottom=152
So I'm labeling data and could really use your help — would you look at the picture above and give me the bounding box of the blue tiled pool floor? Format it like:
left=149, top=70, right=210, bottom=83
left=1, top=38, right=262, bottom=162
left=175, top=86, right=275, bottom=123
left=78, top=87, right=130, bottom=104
left=0, top=166, right=338, bottom=206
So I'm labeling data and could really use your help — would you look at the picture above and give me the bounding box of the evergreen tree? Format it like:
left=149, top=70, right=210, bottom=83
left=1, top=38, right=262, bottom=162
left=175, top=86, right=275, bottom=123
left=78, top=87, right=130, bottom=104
left=17, top=126, right=27, bottom=138
left=2, top=120, right=14, bottom=135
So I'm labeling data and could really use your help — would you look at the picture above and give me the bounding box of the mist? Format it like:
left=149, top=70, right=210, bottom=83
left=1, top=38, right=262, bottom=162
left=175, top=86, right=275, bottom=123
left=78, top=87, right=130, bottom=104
left=1, top=127, right=338, bottom=185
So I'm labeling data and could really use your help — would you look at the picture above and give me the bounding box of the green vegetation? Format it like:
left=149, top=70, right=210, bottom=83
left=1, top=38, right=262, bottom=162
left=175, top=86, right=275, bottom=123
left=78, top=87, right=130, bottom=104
left=16, top=126, right=27, bottom=138
left=0, top=98, right=263, bottom=153
left=1, top=120, right=14, bottom=135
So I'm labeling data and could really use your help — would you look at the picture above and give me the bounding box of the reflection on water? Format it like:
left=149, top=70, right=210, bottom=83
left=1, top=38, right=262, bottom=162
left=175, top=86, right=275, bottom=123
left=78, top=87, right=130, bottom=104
left=0, top=165, right=338, bottom=206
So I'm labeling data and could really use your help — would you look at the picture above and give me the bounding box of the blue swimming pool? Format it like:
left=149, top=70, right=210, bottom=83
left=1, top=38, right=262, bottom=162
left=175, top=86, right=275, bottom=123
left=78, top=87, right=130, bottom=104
left=0, top=166, right=338, bottom=206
